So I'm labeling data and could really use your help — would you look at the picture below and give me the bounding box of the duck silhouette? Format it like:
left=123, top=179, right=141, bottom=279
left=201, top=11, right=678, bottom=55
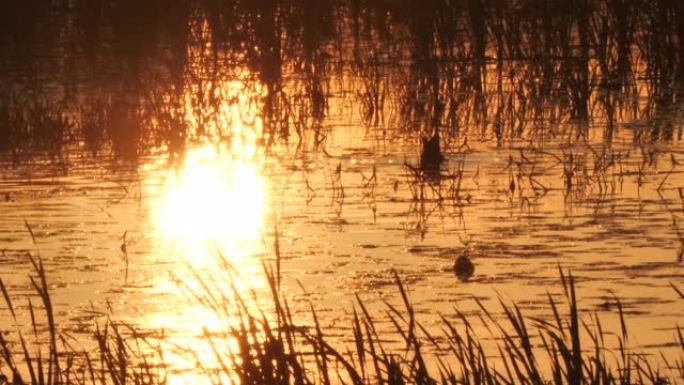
left=453, top=252, right=475, bottom=282
left=420, top=130, right=444, bottom=170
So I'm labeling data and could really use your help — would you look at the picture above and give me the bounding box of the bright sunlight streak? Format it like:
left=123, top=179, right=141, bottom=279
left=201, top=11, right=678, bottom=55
left=142, top=70, right=272, bottom=385
left=152, top=142, right=269, bottom=262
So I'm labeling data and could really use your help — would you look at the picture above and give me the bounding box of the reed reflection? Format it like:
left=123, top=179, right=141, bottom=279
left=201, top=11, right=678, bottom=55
left=2, top=1, right=684, bottom=159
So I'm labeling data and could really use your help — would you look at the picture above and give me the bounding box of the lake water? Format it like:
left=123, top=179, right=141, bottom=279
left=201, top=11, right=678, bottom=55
left=1, top=1, right=683, bottom=383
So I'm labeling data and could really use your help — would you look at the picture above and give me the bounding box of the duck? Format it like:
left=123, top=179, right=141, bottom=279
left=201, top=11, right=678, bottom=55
left=453, top=252, right=475, bottom=282
left=420, top=130, right=444, bottom=170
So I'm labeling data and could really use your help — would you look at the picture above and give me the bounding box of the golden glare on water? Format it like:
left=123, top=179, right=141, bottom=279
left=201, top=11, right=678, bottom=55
left=145, top=141, right=271, bottom=385
left=151, top=71, right=269, bottom=264
left=142, top=70, right=275, bottom=384
left=152, top=142, right=269, bottom=262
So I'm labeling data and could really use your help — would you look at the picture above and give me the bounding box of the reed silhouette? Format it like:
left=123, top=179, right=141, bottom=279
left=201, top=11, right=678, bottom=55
left=0, top=0, right=682, bottom=160
left=0, top=249, right=682, bottom=385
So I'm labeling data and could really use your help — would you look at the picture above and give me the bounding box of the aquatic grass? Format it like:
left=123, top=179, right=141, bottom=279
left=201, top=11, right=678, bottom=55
left=674, top=284, right=684, bottom=301
left=3, top=0, right=684, bottom=160
left=1, top=2, right=684, bottom=384
left=0, top=245, right=683, bottom=384
left=149, top=244, right=684, bottom=385
left=78, top=99, right=109, bottom=155
left=0, top=253, right=167, bottom=385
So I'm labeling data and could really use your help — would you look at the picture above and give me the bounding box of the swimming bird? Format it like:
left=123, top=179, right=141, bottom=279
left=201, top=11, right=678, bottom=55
left=420, top=130, right=444, bottom=170
left=453, top=253, right=474, bottom=282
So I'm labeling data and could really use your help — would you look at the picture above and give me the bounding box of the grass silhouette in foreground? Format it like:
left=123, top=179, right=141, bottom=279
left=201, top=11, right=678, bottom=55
left=0, top=248, right=682, bottom=385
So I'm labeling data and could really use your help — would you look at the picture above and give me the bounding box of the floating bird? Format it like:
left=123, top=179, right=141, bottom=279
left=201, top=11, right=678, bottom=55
left=420, top=130, right=444, bottom=170
left=453, top=253, right=474, bottom=282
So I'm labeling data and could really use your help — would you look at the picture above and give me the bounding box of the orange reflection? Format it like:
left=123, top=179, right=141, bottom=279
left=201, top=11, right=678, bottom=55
left=143, top=63, right=271, bottom=383
left=152, top=142, right=268, bottom=262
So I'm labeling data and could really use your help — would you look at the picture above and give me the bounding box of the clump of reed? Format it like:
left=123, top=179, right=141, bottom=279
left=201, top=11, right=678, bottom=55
left=0, top=254, right=167, bottom=385
left=0, top=248, right=683, bottom=385
left=0, top=95, right=71, bottom=158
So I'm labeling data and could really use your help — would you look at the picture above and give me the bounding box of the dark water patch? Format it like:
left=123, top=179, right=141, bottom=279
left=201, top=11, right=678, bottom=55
left=405, top=245, right=443, bottom=255
left=624, top=262, right=678, bottom=272
left=309, top=218, right=352, bottom=226
left=354, top=243, right=380, bottom=249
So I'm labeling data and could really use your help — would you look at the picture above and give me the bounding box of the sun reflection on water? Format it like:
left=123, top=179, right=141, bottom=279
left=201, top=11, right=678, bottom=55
left=140, top=61, right=274, bottom=383
left=153, top=142, right=268, bottom=262
left=144, top=140, right=271, bottom=385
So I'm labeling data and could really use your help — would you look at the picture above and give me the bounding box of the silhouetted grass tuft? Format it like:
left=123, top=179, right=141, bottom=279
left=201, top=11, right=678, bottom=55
left=0, top=249, right=683, bottom=385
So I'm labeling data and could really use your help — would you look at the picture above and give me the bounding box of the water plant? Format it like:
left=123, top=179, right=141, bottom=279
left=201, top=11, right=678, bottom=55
left=0, top=243, right=682, bottom=385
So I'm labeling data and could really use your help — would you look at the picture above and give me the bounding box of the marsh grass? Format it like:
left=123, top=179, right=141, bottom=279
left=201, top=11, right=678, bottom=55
left=0, top=241, right=683, bottom=385
left=2, top=0, right=684, bottom=162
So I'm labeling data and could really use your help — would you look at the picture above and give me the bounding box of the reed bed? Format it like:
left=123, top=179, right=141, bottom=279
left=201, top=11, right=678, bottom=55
left=0, top=246, right=682, bottom=385
left=2, top=0, right=684, bottom=160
